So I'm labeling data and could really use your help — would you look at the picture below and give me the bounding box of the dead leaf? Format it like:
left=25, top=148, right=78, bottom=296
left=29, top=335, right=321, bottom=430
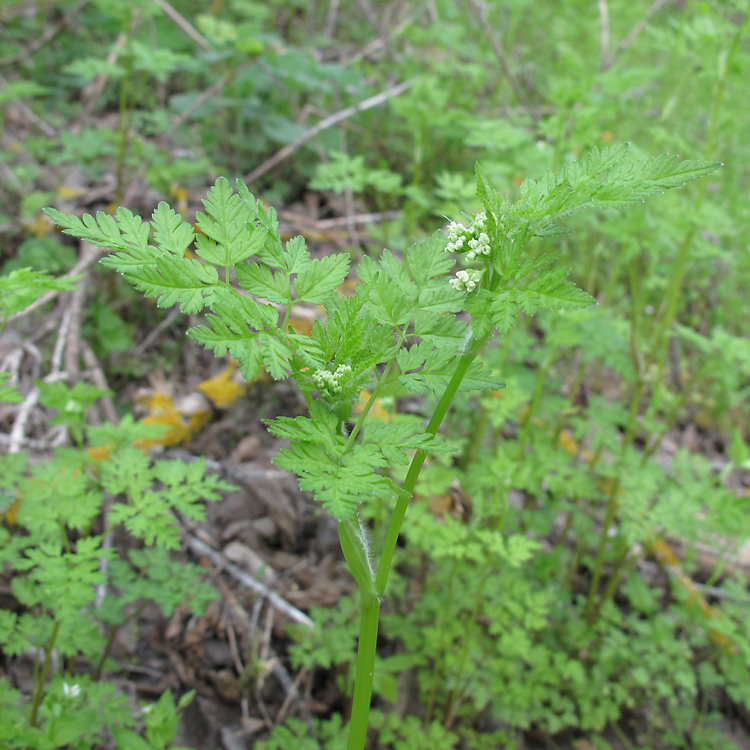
left=198, top=362, right=246, bottom=408
left=136, top=391, right=211, bottom=447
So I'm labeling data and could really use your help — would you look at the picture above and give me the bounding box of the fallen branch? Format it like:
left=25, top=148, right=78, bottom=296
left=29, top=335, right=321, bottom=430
left=243, top=78, right=415, bottom=184
left=184, top=534, right=315, bottom=629
left=152, top=0, right=213, bottom=51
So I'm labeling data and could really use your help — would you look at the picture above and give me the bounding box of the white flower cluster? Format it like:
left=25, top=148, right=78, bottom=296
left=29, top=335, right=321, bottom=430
left=445, top=221, right=471, bottom=253
left=313, top=364, right=352, bottom=394
left=449, top=268, right=483, bottom=293
left=445, top=212, right=490, bottom=261
left=465, top=232, right=490, bottom=262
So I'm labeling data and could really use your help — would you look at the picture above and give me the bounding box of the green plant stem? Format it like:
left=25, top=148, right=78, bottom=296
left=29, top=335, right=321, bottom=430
left=441, top=485, right=511, bottom=728
left=591, top=546, right=638, bottom=623
left=29, top=619, right=61, bottom=727
left=281, top=284, right=293, bottom=332
left=565, top=522, right=588, bottom=594
left=93, top=601, right=149, bottom=681
left=345, top=591, right=380, bottom=750
left=585, top=357, right=646, bottom=623
left=375, top=332, right=490, bottom=598
left=584, top=477, right=621, bottom=624
left=344, top=332, right=490, bottom=750
left=343, top=327, right=407, bottom=454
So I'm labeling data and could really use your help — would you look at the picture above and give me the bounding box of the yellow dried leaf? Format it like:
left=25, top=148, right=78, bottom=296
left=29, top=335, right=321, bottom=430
left=136, top=391, right=210, bottom=447
left=558, top=429, right=579, bottom=456
left=197, top=363, right=246, bottom=408
left=170, top=184, right=188, bottom=216
left=649, top=537, right=731, bottom=648
left=57, top=184, right=87, bottom=199
left=87, top=445, right=113, bottom=461
left=2, top=491, right=21, bottom=524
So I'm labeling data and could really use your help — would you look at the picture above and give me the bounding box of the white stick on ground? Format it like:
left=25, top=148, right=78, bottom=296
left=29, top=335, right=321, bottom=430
left=184, top=534, right=314, bottom=629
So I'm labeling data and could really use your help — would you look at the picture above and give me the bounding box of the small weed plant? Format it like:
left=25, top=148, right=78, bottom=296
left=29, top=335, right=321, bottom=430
left=0, top=277, right=231, bottom=747
left=45, top=144, right=720, bottom=748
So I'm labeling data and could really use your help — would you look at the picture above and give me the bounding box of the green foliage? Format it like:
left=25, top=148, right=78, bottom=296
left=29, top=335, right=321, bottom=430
left=3, top=2, right=748, bottom=747
left=45, top=144, right=721, bottom=750
left=0, top=674, right=136, bottom=750
left=0, top=373, right=23, bottom=404
left=50, top=147, right=715, bottom=524
left=0, top=268, right=79, bottom=321
left=0, top=387, right=229, bottom=741
left=112, top=690, right=196, bottom=750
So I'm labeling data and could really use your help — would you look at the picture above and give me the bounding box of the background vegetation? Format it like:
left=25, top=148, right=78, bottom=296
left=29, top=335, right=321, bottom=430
left=1, top=1, right=749, bottom=749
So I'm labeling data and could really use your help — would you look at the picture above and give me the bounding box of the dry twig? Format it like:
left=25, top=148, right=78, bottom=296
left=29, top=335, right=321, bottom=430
left=81, top=340, right=118, bottom=424
left=184, top=534, right=315, bottom=629
left=275, top=666, right=307, bottom=726
left=132, top=306, right=181, bottom=356
left=7, top=243, right=103, bottom=323
left=243, top=79, right=415, bottom=184
left=151, top=0, right=213, bottom=51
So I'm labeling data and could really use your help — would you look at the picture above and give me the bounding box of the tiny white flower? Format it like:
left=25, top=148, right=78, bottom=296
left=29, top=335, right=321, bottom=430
left=447, top=222, right=463, bottom=241
left=63, top=683, right=81, bottom=698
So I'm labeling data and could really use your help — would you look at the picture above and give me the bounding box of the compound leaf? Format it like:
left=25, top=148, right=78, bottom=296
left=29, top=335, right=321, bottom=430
left=295, top=253, right=350, bottom=304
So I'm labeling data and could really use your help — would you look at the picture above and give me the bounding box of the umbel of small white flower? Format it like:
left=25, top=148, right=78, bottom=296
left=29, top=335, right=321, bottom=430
left=445, top=212, right=489, bottom=293
left=445, top=212, right=490, bottom=261
left=449, top=269, right=483, bottom=292
left=313, top=364, right=352, bottom=394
